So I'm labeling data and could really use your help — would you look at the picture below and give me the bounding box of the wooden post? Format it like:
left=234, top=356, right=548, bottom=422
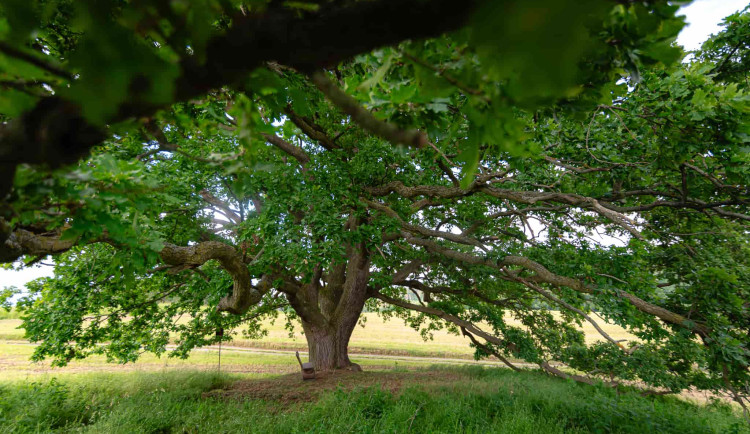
left=216, top=328, right=224, bottom=374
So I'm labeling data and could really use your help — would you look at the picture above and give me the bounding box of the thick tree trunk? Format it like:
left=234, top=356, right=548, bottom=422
left=301, top=308, right=362, bottom=371
left=288, top=219, right=371, bottom=372
left=302, top=324, right=348, bottom=370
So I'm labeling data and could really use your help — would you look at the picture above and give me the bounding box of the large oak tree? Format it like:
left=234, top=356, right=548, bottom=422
left=1, top=0, right=748, bottom=411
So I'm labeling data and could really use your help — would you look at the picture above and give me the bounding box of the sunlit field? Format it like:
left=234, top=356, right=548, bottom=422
left=0, top=311, right=635, bottom=361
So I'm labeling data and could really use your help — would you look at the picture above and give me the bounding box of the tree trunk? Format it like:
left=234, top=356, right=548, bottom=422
left=301, top=312, right=362, bottom=371
left=290, top=227, right=371, bottom=372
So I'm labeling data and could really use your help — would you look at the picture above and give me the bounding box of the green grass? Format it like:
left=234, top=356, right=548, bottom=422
left=0, top=366, right=747, bottom=433
left=1, top=313, right=745, bottom=433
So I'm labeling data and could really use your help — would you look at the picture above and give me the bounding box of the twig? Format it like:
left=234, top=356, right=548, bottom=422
left=460, top=326, right=522, bottom=371
left=401, top=51, right=487, bottom=100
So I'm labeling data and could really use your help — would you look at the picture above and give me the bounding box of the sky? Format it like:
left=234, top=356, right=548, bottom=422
left=677, top=0, right=747, bottom=50
left=1, top=0, right=748, bottom=296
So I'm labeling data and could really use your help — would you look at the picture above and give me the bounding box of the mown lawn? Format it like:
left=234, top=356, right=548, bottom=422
left=0, top=342, right=439, bottom=381
left=1, top=366, right=747, bottom=433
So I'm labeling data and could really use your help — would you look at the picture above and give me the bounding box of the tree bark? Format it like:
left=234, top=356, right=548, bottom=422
left=0, top=0, right=479, bottom=199
left=300, top=317, right=361, bottom=371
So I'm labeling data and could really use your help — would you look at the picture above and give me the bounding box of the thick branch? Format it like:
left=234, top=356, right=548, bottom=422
left=0, top=0, right=478, bottom=197
left=311, top=71, right=428, bottom=148
left=159, top=241, right=266, bottom=314
left=540, top=361, right=618, bottom=388
left=364, top=199, right=487, bottom=250
left=0, top=41, right=73, bottom=80
left=0, top=225, right=74, bottom=263
left=284, top=108, right=339, bottom=151
left=398, top=232, right=710, bottom=337
left=1, top=221, right=265, bottom=315
left=366, top=181, right=645, bottom=239
left=199, top=190, right=242, bottom=224
left=262, top=133, right=310, bottom=165
left=332, top=236, right=371, bottom=323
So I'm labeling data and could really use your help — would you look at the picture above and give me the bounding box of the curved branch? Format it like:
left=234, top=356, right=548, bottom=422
left=159, top=241, right=268, bottom=314
left=0, top=0, right=479, bottom=197
left=540, top=361, right=618, bottom=388
left=364, top=198, right=488, bottom=250
left=0, top=41, right=73, bottom=80
left=508, top=273, right=621, bottom=347
left=0, top=226, right=74, bottom=262
left=366, top=181, right=644, bottom=239
left=199, top=190, right=242, bottom=224
left=284, top=107, right=339, bottom=151
left=1, top=222, right=266, bottom=316
left=373, top=290, right=495, bottom=340
left=461, top=327, right=522, bottom=371
left=398, top=232, right=711, bottom=338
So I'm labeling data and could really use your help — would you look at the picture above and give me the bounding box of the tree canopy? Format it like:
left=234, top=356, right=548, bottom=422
left=1, top=0, right=749, bottom=412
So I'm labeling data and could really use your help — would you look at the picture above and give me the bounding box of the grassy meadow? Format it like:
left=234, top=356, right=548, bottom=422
left=0, top=310, right=635, bottom=359
left=1, top=311, right=748, bottom=433
left=1, top=365, right=748, bottom=433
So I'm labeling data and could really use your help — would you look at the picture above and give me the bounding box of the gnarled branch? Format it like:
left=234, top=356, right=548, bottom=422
left=159, top=241, right=267, bottom=314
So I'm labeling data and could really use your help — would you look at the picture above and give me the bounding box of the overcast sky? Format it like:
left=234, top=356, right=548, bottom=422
left=1, top=0, right=748, bottom=295
left=678, top=0, right=747, bottom=50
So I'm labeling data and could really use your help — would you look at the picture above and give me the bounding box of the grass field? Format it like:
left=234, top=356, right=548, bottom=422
left=0, top=311, right=635, bottom=359
left=1, top=365, right=748, bottom=433
left=1, top=312, right=748, bottom=433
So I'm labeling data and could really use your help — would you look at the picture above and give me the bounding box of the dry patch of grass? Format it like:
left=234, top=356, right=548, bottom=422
left=202, top=312, right=636, bottom=358
left=0, top=311, right=636, bottom=365
left=205, top=369, right=464, bottom=404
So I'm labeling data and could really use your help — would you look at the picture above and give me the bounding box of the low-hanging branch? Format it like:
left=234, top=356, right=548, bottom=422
left=0, top=223, right=268, bottom=316
left=371, top=290, right=522, bottom=371
left=0, top=0, right=479, bottom=199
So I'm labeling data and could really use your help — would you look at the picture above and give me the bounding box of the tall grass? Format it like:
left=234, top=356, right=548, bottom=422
left=1, top=366, right=747, bottom=433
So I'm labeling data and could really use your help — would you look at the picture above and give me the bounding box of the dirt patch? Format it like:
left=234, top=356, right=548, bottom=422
left=204, top=368, right=467, bottom=404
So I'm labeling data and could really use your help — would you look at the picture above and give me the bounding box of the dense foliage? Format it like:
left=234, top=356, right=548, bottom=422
left=0, top=0, right=748, bottom=413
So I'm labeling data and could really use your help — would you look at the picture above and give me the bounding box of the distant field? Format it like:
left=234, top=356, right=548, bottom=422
left=0, top=311, right=635, bottom=360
